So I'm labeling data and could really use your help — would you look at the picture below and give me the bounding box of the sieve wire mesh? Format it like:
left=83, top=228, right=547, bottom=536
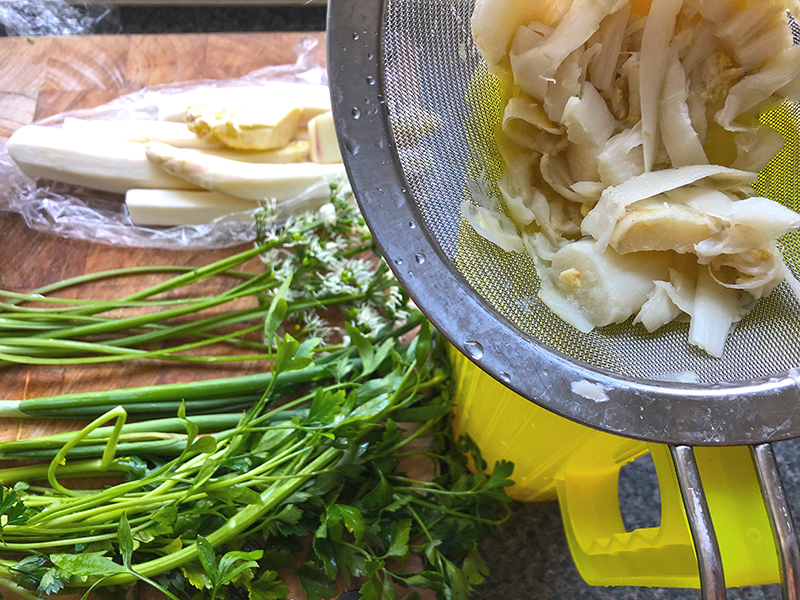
left=382, top=0, right=800, bottom=385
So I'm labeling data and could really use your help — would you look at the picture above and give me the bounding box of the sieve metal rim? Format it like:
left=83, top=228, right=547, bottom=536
left=327, top=0, right=800, bottom=446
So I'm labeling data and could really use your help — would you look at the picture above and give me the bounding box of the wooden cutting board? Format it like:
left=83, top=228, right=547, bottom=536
left=0, top=30, right=330, bottom=600
left=0, top=32, right=324, bottom=440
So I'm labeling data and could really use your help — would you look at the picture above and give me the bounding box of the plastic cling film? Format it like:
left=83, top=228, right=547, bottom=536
left=0, top=36, right=336, bottom=249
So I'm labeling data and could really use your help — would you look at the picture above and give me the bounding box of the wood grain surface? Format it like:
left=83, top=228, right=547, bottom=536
left=0, top=29, right=330, bottom=600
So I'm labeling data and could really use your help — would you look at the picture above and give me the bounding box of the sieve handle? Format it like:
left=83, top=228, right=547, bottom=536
left=751, top=443, right=800, bottom=600
left=669, top=445, right=726, bottom=600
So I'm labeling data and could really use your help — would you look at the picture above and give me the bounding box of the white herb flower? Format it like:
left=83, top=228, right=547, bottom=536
left=257, top=226, right=283, bottom=249
left=355, top=303, right=386, bottom=334
left=385, top=287, right=405, bottom=312
left=393, top=309, right=410, bottom=323
left=262, top=198, right=278, bottom=217
left=344, top=258, right=375, bottom=292
left=283, top=216, right=301, bottom=239
left=273, top=260, right=296, bottom=289
left=319, top=203, right=337, bottom=227
left=305, top=234, right=346, bottom=270
left=301, top=310, right=334, bottom=342
left=260, top=248, right=281, bottom=268
left=326, top=237, right=351, bottom=258
left=315, top=257, right=372, bottom=298
left=316, top=243, right=342, bottom=269
left=300, top=232, right=319, bottom=253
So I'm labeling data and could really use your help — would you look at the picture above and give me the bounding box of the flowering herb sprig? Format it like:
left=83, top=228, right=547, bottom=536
left=0, top=186, right=409, bottom=368
left=256, top=186, right=411, bottom=347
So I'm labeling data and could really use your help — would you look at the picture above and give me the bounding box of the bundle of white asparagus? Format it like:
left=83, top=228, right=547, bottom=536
left=469, top=0, right=800, bottom=357
left=6, top=81, right=345, bottom=227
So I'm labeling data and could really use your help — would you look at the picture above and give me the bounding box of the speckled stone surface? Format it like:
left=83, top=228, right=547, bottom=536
left=0, top=4, right=326, bottom=36
left=117, top=5, right=326, bottom=34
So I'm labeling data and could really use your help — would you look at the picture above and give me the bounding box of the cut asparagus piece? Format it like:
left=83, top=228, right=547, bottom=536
left=308, top=111, right=343, bottom=164
left=608, top=196, right=722, bottom=254
left=125, top=189, right=259, bottom=226
left=156, top=83, right=332, bottom=123
left=61, top=117, right=221, bottom=150
left=145, top=142, right=346, bottom=201
left=186, top=103, right=302, bottom=151
left=7, top=126, right=198, bottom=194
left=125, top=186, right=334, bottom=227
left=202, top=140, right=311, bottom=164
left=548, top=239, right=673, bottom=327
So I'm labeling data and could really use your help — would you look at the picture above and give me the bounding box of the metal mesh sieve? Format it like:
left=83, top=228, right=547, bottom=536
left=383, top=0, right=800, bottom=384
left=328, top=0, right=800, bottom=445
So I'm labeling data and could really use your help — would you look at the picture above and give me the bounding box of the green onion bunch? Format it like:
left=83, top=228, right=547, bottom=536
left=0, top=187, right=403, bottom=368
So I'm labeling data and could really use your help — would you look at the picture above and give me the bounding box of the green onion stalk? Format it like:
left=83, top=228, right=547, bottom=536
left=0, top=192, right=515, bottom=600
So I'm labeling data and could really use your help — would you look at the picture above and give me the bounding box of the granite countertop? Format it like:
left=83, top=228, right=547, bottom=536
left=1, top=4, right=797, bottom=599
left=115, top=5, right=327, bottom=34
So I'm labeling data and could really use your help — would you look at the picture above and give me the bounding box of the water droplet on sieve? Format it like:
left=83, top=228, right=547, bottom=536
left=353, top=32, right=360, bottom=40
left=367, top=107, right=379, bottom=116
left=352, top=107, right=361, bottom=120
left=367, top=76, right=375, bottom=86
left=499, top=372, right=511, bottom=384
left=394, top=258, right=404, bottom=266
left=367, top=52, right=374, bottom=60
left=344, top=139, right=360, bottom=155
left=409, top=221, right=416, bottom=229
left=375, top=139, right=386, bottom=149
left=415, top=253, right=426, bottom=264
left=464, top=341, right=484, bottom=360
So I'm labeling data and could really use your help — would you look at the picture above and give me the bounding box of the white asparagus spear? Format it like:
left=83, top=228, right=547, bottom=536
left=61, top=117, right=220, bottom=149
left=308, top=112, right=343, bottom=164
left=125, top=189, right=259, bottom=226
left=7, top=126, right=198, bottom=194
left=145, top=142, right=346, bottom=201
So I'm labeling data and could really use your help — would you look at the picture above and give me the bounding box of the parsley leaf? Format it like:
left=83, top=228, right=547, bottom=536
left=247, top=570, right=290, bottom=600
left=117, top=512, right=134, bottom=570
left=50, top=552, right=125, bottom=577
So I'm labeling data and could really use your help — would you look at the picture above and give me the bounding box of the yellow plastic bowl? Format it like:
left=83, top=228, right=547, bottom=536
left=449, top=345, right=781, bottom=588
